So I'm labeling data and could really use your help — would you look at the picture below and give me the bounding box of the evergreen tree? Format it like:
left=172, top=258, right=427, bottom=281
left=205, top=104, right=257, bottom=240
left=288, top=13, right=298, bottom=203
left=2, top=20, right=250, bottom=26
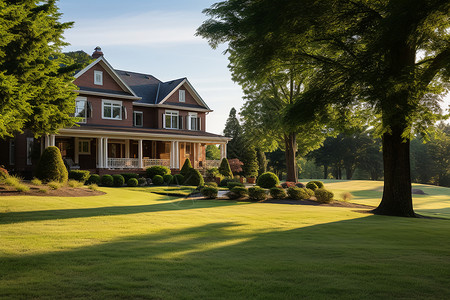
left=218, top=158, right=233, bottom=178
left=180, top=158, right=193, bottom=176
left=0, top=0, right=77, bottom=138
left=256, top=148, right=267, bottom=175
left=223, top=108, right=243, bottom=159
left=241, top=144, right=258, bottom=177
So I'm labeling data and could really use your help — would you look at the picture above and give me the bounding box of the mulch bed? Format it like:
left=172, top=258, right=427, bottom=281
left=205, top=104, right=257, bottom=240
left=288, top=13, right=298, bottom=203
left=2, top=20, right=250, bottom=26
left=0, top=185, right=105, bottom=197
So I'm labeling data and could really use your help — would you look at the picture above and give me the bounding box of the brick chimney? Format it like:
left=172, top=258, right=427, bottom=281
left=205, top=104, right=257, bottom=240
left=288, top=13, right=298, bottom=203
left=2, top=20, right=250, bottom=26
left=92, top=46, right=103, bottom=59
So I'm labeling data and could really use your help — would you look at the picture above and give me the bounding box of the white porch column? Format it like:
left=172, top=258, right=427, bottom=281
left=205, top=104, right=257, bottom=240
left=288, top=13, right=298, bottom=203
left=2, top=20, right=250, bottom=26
left=103, top=138, right=108, bottom=168
left=44, top=135, right=50, bottom=148
left=138, top=139, right=143, bottom=169
left=170, top=141, right=176, bottom=169
left=220, top=143, right=227, bottom=159
left=97, top=138, right=103, bottom=168
left=175, top=141, right=180, bottom=169
left=50, top=135, right=56, bottom=147
left=74, top=137, right=79, bottom=164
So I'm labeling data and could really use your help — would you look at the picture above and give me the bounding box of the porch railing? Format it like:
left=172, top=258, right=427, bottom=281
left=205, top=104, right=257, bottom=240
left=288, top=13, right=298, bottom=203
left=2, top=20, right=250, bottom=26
left=143, top=158, right=170, bottom=168
left=107, top=158, right=139, bottom=169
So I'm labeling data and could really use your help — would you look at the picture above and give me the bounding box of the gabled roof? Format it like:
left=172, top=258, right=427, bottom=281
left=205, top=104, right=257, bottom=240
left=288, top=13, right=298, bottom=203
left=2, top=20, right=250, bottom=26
left=74, top=56, right=140, bottom=100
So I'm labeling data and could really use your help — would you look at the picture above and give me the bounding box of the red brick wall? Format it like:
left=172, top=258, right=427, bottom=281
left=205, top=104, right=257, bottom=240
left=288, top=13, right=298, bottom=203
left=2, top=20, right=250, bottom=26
left=74, top=63, right=124, bottom=92
left=81, top=95, right=134, bottom=127
left=165, top=84, right=204, bottom=106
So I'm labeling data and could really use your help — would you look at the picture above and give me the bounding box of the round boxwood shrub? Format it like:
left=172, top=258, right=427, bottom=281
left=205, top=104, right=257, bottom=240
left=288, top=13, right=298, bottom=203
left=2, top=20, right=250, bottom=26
left=248, top=186, right=267, bottom=201
left=227, top=181, right=244, bottom=189
left=180, top=158, right=193, bottom=176
left=163, top=174, right=173, bottom=184
left=219, top=178, right=238, bottom=187
left=101, top=174, right=114, bottom=187
left=138, top=177, right=147, bottom=186
left=287, top=187, right=310, bottom=200
left=86, top=174, right=101, bottom=185
left=127, top=178, right=139, bottom=187
left=256, top=172, right=279, bottom=189
left=152, top=175, right=164, bottom=186
left=306, top=182, right=319, bottom=191
left=184, top=168, right=204, bottom=187
left=305, top=188, right=315, bottom=197
left=201, top=186, right=218, bottom=199
left=310, top=180, right=324, bottom=189
left=146, top=165, right=170, bottom=178
left=227, top=186, right=249, bottom=200
left=315, top=188, right=334, bottom=203
left=270, top=187, right=287, bottom=199
left=36, top=146, right=68, bottom=183
left=69, top=170, right=90, bottom=183
left=112, top=174, right=125, bottom=187
left=121, top=173, right=139, bottom=182
left=171, top=174, right=184, bottom=185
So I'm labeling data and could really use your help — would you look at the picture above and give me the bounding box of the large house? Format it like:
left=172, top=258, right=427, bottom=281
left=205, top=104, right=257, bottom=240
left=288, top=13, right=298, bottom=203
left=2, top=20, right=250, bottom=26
left=0, top=47, right=229, bottom=176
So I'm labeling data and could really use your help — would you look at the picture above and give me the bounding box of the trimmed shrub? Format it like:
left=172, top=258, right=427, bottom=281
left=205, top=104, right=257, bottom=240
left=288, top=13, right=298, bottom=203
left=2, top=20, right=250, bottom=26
left=152, top=175, right=164, bottom=186
left=270, top=187, right=287, bottom=199
left=146, top=165, right=170, bottom=178
left=218, top=158, right=233, bottom=177
left=287, top=187, right=310, bottom=200
left=315, top=188, right=334, bottom=203
left=121, top=173, right=139, bottom=182
left=227, top=186, right=249, bottom=200
left=227, top=181, right=244, bottom=189
left=31, top=178, right=42, bottom=186
left=248, top=186, right=267, bottom=201
left=180, top=158, right=193, bottom=176
left=112, top=174, right=125, bottom=187
left=219, top=178, right=239, bottom=187
left=138, top=177, right=147, bottom=186
left=310, top=180, right=324, bottom=189
left=256, top=172, right=279, bottom=189
left=205, top=168, right=219, bottom=181
left=281, top=182, right=296, bottom=189
left=205, top=181, right=218, bottom=187
left=88, top=184, right=99, bottom=191
left=306, top=182, right=319, bottom=191
left=295, top=182, right=306, bottom=188
left=201, top=186, right=218, bottom=199
left=36, top=146, right=68, bottom=183
left=184, top=168, right=204, bottom=187
left=163, top=174, right=173, bottom=184
left=86, top=174, right=101, bottom=185
left=68, top=170, right=90, bottom=183
left=101, top=175, right=114, bottom=187
left=0, top=167, right=8, bottom=180
left=171, top=174, right=184, bottom=185
left=127, top=178, right=139, bottom=187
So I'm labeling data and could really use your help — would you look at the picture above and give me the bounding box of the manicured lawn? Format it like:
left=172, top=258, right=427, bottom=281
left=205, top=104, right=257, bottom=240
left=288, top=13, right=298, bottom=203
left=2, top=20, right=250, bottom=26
left=1, top=185, right=450, bottom=299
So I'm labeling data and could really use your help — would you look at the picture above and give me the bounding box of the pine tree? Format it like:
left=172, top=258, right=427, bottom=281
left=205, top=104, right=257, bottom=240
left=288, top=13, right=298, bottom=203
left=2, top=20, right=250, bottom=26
left=180, top=158, right=193, bottom=176
left=223, top=108, right=243, bottom=159
left=241, top=145, right=258, bottom=177
left=0, top=0, right=77, bottom=138
left=218, top=158, right=233, bottom=178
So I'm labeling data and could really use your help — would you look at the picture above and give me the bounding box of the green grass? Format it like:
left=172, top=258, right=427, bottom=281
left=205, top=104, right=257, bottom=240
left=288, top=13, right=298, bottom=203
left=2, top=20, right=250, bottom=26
left=1, top=185, right=449, bottom=299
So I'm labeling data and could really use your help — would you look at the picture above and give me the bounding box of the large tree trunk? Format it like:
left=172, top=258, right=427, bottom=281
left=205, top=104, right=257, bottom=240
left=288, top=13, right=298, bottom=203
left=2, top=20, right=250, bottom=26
left=323, top=165, right=328, bottom=179
left=373, top=125, right=415, bottom=217
left=284, top=133, right=298, bottom=182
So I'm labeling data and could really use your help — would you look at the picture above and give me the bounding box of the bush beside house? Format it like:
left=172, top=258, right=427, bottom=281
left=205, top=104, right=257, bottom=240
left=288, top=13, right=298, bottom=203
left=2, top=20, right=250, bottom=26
left=36, top=146, right=68, bottom=183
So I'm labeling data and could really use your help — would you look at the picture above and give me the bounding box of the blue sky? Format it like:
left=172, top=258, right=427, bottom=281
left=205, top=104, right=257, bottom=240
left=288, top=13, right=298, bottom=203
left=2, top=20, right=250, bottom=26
left=59, top=0, right=449, bottom=134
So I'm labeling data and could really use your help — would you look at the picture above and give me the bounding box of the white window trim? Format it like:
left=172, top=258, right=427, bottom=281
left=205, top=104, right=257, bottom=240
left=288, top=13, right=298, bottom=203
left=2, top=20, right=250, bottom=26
left=179, top=90, right=185, bottom=102
left=188, top=112, right=199, bottom=131
left=75, top=96, right=87, bottom=124
left=102, top=99, right=123, bottom=120
left=164, top=110, right=179, bottom=129
left=94, top=70, right=103, bottom=85
left=79, top=139, right=91, bottom=155
left=27, top=137, right=34, bottom=165
left=134, top=111, right=143, bottom=127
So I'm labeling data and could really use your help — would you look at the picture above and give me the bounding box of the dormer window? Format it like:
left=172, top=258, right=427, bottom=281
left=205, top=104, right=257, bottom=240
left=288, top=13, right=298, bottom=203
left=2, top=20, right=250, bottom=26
left=179, top=90, right=185, bottom=102
left=94, top=70, right=103, bottom=85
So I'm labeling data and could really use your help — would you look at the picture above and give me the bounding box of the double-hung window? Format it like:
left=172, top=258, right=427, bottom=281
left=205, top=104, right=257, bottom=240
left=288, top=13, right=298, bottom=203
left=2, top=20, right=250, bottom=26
left=165, top=110, right=179, bottom=129
left=134, top=111, right=143, bottom=127
left=102, top=100, right=122, bottom=120
left=78, top=139, right=91, bottom=154
left=75, top=97, right=87, bottom=123
left=188, top=112, right=199, bottom=131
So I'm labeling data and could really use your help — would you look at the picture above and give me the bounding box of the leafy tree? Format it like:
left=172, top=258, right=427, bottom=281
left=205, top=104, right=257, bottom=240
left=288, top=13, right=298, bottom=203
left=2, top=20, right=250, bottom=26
left=223, top=108, right=243, bottom=159
left=206, top=144, right=221, bottom=160
left=0, top=0, right=77, bottom=138
left=197, top=0, right=450, bottom=217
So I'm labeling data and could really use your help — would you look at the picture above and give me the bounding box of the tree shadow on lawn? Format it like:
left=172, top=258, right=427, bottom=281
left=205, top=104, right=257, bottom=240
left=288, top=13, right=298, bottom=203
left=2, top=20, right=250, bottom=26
left=1, top=216, right=449, bottom=299
left=0, top=199, right=245, bottom=225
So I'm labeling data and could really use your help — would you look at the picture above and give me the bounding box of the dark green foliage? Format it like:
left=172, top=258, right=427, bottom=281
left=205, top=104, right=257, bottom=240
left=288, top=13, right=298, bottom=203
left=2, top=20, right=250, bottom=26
left=112, top=175, right=125, bottom=187
left=248, top=186, right=267, bottom=201
left=86, top=174, right=101, bottom=185
left=306, top=182, right=319, bottom=191
left=121, top=173, right=139, bottom=182
left=201, top=186, right=218, bottom=199
left=219, top=178, right=239, bottom=187
left=311, top=181, right=324, bottom=188
left=205, top=182, right=218, bottom=187
left=305, top=188, right=315, bottom=198
left=269, top=187, right=287, bottom=199
left=101, top=175, right=114, bottom=187
left=257, top=149, right=267, bottom=175
left=127, top=178, right=139, bottom=187
left=172, top=174, right=184, bottom=185
left=241, top=145, right=259, bottom=177
left=184, top=168, right=205, bottom=187
left=296, top=182, right=306, bottom=188
left=138, top=177, right=147, bottom=186
left=36, top=146, right=68, bottom=183
left=218, top=158, right=233, bottom=177
left=0, top=167, right=8, bottom=180
left=223, top=108, right=244, bottom=160
left=68, top=170, right=90, bottom=183
left=146, top=166, right=171, bottom=178
left=227, top=182, right=244, bottom=189
left=180, top=159, right=193, bottom=176
left=227, top=186, right=249, bottom=200
left=152, top=175, right=164, bottom=186
left=315, top=188, right=334, bottom=203
left=256, top=172, right=279, bottom=189
left=163, top=174, right=173, bottom=184
left=287, top=187, right=310, bottom=200
left=206, top=145, right=221, bottom=160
